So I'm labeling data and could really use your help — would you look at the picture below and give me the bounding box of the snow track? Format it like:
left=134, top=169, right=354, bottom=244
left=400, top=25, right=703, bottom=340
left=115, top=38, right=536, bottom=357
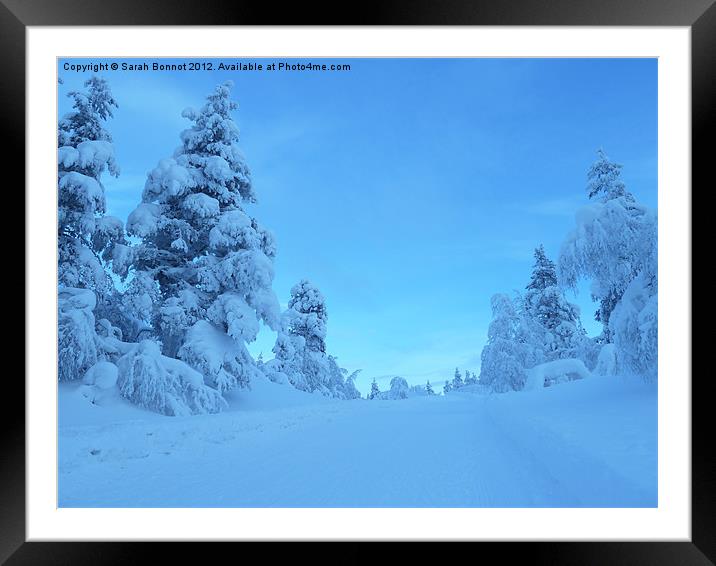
left=59, top=375, right=656, bottom=507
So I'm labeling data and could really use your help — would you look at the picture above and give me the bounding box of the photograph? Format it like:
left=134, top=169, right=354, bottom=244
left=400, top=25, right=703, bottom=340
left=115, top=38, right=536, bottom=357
left=56, top=56, right=658, bottom=508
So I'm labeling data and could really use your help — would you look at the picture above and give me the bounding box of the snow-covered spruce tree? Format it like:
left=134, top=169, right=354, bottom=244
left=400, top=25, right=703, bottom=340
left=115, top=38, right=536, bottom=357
left=57, top=77, right=128, bottom=380
left=58, top=77, right=126, bottom=310
left=452, top=368, right=463, bottom=389
left=479, top=293, right=543, bottom=393
left=368, top=378, right=380, bottom=400
left=586, top=148, right=631, bottom=202
left=464, top=370, right=477, bottom=386
left=443, top=379, right=452, bottom=394
left=524, top=245, right=586, bottom=362
left=558, top=150, right=657, bottom=378
left=559, top=150, right=655, bottom=340
left=264, top=280, right=353, bottom=398
left=425, top=380, right=435, bottom=395
left=126, top=81, right=280, bottom=396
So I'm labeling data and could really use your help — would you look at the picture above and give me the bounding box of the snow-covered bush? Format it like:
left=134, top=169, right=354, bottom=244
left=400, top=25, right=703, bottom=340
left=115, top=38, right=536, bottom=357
left=380, top=376, right=410, bottom=400
left=116, top=340, right=225, bottom=416
left=609, top=270, right=658, bottom=380
left=58, top=288, right=99, bottom=382
left=77, top=361, right=120, bottom=406
left=594, top=343, right=619, bottom=376
left=342, top=369, right=363, bottom=400
left=524, top=358, right=591, bottom=391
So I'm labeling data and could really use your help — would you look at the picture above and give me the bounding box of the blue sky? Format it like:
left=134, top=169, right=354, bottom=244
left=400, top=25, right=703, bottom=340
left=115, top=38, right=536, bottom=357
left=58, top=58, right=657, bottom=393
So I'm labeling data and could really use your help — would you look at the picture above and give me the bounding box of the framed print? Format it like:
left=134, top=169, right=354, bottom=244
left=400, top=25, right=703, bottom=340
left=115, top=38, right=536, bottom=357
left=4, top=0, right=709, bottom=563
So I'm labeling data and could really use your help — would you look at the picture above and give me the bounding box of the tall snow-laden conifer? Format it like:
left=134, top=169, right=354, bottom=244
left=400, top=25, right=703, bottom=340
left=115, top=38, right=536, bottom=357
left=58, top=76, right=125, bottom=307
left=57, top=76, right=127, bottom=380
left=127, top=81, right=280, bottom=393
left=559, top=149, right=654, bottom=339
left=559, top=150, right=657, bottom=378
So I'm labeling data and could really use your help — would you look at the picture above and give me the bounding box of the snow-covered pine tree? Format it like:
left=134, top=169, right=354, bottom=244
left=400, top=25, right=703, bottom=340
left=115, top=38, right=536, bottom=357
left=524, top=245, right=586, bottom=362
left=463, top=370, right=477, bottom=386
left=479, top=293, right=543, bottom=392
left=126, top=81, right=280, bottom=394
left=559, top=150, right=657, bottom=378
left=58, top=76, right=126, bottom=312
left=426, top=380, right=435, bottom=395
left=452, top=367, right=463, bottom=389
left=586, top=148, right=632, bottom=203
left=57, top=76, right=128, bottom=380
left=443, top=379, right=452, bottom=394
left=264, top=280, right=353, bottom=398
left=559, top=150, right=654, bottom=340
left=368, top=378, right=380, bottom=400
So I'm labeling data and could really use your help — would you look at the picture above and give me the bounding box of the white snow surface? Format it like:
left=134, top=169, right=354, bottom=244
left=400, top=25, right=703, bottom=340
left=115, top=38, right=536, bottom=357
left=524, top=358, right=591, bottom=391
left=59, top=373, right=656, bottom=507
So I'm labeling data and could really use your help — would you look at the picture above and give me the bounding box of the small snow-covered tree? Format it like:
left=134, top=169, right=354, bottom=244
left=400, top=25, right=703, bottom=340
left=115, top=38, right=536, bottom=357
left=463, top=370, right=477, bottom=386
left=265, top=280, right=355, bottom=398
left=126, top=81, right=280, bottom=393
left=368, top=378, right=380, bottom=400
left=426, top=380, right=435, bottom=395
left=443, top=379, right=453, bottom=394
left=587, top=148, right=631, bottom=203
left=383, top=376, right=410, bottom=400
left=452, top=368, right=463, bottom=389
left=524, top=245, right=586, bottom=361
left=285, top=279, right=327, bottom=353
left=479, top=293, right=542, bottom=392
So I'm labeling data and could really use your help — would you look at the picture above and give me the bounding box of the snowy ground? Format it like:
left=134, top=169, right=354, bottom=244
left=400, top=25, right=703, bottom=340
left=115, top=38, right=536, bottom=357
left=58, top=374, right=656, bottom=507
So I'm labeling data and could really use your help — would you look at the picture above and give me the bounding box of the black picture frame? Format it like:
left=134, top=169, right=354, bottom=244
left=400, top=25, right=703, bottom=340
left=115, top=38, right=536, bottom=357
left=3, top=0, right=707, bottom=563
